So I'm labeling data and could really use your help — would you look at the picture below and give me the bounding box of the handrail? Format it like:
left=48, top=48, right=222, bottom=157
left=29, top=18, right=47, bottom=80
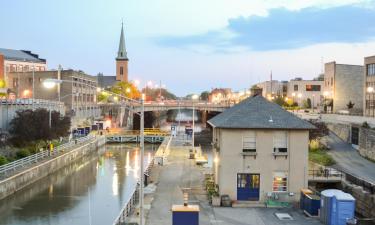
left=0, top=134, right=95, bottom=180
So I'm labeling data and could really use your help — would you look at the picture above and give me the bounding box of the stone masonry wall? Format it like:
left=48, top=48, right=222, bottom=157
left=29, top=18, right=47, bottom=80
left=341, top=180, right=375, bottom=218
left=359, top=128, right=375, bottom=161
left=326, top=122, right=351, bottom=143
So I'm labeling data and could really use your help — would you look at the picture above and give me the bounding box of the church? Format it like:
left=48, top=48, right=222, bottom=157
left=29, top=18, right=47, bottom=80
left=97, top=23, right=129, bottom=89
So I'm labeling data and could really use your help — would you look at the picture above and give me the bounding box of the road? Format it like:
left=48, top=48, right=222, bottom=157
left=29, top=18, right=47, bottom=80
left=326, top=132, right=375, bottom=184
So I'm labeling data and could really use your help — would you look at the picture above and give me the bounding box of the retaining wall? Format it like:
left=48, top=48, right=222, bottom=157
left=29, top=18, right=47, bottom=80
left=326, top=122, right=351, bottom=142
left=359, top=128, right=375, bottom=161
left=0, top=135, right=106, bottom=200
left=341, top=180, right=375, bottom=218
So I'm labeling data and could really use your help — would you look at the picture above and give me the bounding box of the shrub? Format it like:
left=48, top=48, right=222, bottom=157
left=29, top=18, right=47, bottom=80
left=362, top=121, right=370, bottom=129
left=309, top=139, right=320, bottom=151
left=0, top=155, right=8, bottom=166
left=16, top=149, right=31, bottom=159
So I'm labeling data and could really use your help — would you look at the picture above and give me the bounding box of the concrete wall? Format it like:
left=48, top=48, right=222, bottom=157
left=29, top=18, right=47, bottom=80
left=0, top=135, right=105, bottom=200
left=214, top=128, right=308, bottom=203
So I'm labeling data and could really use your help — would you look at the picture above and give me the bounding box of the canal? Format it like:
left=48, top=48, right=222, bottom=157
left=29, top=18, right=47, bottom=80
left=0, top=143, right=157, bottom=225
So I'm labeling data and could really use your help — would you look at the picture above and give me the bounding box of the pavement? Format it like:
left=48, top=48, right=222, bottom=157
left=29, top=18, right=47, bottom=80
left=145, top=135, right=323, bottom=225
left=325, top=132, right=375, bottom=184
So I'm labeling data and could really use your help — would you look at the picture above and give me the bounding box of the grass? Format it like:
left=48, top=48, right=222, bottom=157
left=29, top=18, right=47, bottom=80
left=309, top=149, right=335, bottom=166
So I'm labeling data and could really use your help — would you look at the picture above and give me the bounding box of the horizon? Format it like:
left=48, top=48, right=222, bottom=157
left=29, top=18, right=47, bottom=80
left=1, top=0, right=375, bottom=96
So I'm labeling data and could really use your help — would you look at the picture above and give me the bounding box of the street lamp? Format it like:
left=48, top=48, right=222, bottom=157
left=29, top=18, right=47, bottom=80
left=43, top=78, right=146, bottom=225
left=192, top=94, right=199, bottom=152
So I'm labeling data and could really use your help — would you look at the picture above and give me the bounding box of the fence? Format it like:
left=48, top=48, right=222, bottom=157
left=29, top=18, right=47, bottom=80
left=0, top=134, right=95, bottom=179
left=308, top=168, right=344, bottom=182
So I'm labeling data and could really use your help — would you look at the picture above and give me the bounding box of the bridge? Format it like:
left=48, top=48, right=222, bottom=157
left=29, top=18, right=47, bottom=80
left=106, top=128, right=170, bottom=144
left=100, top=100, right=231, bottom=113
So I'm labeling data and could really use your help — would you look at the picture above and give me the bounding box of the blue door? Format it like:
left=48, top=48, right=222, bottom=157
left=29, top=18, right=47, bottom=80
left=237, top=173, right=260, bottom=201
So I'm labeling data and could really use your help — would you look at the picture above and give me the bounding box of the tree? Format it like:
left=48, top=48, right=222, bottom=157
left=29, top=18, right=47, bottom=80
left=143, top=88, right=177, bottom=101
left=308, top=120, right=329, bottom=140
left=347, top=101, right=355, bottom=109
left=9, top=109, right=71, bottom=146
left=110, top=81, right=141, bottom=100
left=200, top=91, right=210, bottom=101
left=272, top=96, right=285, bottom=106
left=306, top=98, right=312, bottom=108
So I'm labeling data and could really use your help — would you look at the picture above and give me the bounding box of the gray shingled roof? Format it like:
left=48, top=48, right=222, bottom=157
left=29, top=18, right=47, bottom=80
left=0, top=48, right=45, bottom=63
left=208, top=95, right=315, bottom=129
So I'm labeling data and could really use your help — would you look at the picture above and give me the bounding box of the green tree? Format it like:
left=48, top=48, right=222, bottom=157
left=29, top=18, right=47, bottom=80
left=272, top=96, right=285, bottom=106
left=9, top=109, right=71, bottom=146
left=200, top=91, right=210, bottom=101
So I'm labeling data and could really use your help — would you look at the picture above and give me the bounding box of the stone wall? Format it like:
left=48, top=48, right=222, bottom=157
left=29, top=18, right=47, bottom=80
left=0, top=136, right=105, bottom=200
left=341, top=180, right=375, bottom=218
left=326, top=122, right=351, bottom=143
left=359, top=128, right=375, bottom=161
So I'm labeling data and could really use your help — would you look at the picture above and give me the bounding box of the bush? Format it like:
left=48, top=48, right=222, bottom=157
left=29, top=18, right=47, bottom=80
left=362, top=121, right=370, bottom=129
left=16, top=149, right=31, bottom=159
left=309, top=149, right=335, bottom=166
left=0, top=155, right=8, bottom=166
left=309, top=139, right=320, bottom=151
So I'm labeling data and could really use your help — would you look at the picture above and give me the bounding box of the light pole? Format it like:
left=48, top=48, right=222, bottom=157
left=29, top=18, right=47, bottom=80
left=43, top=78, right=145, bottom=225
left=192, top=94, right=199, bottom=152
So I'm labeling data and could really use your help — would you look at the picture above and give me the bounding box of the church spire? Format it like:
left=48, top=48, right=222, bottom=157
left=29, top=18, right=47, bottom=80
left=117, top=22, right=128, bottom=60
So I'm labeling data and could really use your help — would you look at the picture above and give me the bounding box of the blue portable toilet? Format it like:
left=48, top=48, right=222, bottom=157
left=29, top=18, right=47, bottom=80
left=320, top=189, right=342, bottom=225
left=334, top=192, right=355, bottom=225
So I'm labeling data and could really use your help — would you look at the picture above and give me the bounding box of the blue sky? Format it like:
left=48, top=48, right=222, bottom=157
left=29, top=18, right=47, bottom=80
left=1, top=0, right=375, bottom=96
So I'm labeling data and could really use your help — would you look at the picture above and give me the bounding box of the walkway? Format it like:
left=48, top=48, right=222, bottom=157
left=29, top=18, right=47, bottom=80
left=146, top=136, right=322, bottom=225
left=326, top=132, right=375, bottom=183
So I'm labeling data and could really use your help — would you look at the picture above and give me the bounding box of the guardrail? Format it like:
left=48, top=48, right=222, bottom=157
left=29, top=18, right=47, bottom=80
left=0, top=134, right=95, bottom=179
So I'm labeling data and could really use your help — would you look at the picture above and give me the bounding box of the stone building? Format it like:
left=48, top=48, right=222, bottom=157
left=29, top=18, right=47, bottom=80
left=7, top=69, right=100, bottom=125
left=256, top=80, right=287, bottom=99
left=324, top=62, right=364, bottom=114
left=0, top=48, right=47, bottom=82
left=208, top=95, right=314, bottom=204
left=364, top=55, right=375, bottom=117
left=287, top=78, right=323, bottom=108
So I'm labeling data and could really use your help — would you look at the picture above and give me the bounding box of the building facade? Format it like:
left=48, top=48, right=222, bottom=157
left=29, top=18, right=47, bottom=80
left=364, top=55, right=375, bottom=117
left=0, top=48, right=47, bottom=82
left=287, top=78, right=323, bottom=108
left=7, top=70, right=100, bottom=125
left=256, top=80, right=287, bottom=99
left=324, top=62, right=364, bottom=114
left=208, top=96, right=314, bottom=204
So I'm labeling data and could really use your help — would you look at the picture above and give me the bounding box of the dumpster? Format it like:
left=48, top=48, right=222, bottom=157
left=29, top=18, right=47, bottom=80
left=172, top=205, right=199, bottom=225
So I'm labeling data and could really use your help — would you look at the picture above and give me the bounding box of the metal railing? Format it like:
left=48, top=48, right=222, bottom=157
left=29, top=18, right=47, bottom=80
left=308, top=168, right=344, bottom=181
left=0, top=134, right=95, bottom=179
left=112, top=156, right=156, bottom=225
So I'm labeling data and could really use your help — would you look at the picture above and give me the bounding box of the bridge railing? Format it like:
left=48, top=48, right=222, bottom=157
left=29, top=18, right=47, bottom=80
left=308, top=168, right=344, bottom=181
left=0, top=134, right=95, bottom=180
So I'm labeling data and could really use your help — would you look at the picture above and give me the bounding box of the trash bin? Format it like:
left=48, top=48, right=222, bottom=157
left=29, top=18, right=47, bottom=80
left=221, top=195, right=231, bottom=207
left=346, top=218, right=357, bottom=225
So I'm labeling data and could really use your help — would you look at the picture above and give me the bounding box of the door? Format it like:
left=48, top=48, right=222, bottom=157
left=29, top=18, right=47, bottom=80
left=237, top=173, right=260, bottom=201
left=351, top=127, right=359, bottom=145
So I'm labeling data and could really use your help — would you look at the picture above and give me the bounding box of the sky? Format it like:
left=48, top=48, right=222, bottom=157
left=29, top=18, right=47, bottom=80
left=1, top=0, right=375, bottom=96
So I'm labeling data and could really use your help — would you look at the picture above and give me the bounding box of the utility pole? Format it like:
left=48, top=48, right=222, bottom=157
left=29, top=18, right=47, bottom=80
left=139, top=97, right=145, bottom=225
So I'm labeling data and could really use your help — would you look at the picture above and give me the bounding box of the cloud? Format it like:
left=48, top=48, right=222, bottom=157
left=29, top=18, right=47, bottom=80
left=157, top=4, right=375, bottom=51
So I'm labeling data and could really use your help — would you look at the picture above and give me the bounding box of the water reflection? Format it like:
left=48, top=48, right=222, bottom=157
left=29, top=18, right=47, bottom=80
left=0, top=143, right=156, bottom=225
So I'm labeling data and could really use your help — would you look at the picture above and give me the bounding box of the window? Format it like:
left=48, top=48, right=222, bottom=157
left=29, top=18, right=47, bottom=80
left=273, top=172, right=287, bottom=192
left=120, top=66, right=123, bottom=75
left=368, top=64, right=375, bottom=76
left=273, top=131, right=288, bottom=153
left=13, top=78, right=19, bottom=88
left=306, top=85, right=321, bottom=91
left=243, top=132, right=256, bottom=152
left=294, top=85, right=298, bottom=91
left=28, top=78, right=33, bottom=85
left=331, top=77, right=333, bottom=86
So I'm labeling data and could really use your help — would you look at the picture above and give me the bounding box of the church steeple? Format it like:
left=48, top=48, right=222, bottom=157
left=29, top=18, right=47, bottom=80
left=116, top=22, right=129, bottom=82
left=117, top=22, right=128, bottom=60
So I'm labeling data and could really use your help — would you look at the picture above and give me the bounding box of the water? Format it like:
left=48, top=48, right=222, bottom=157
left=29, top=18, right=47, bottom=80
left=0, top=143, right=157, bottom=225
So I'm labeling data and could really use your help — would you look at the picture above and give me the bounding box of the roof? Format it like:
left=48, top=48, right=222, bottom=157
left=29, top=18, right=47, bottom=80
left=0, top=48, right=46, bottom=63
left=116, top=23, right=128, bottom=60
left=97, top=75, right=116, bottom=88
left=208, top=95, right=315, bottom=130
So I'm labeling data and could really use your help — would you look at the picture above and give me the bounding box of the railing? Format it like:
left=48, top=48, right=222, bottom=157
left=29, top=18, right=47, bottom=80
left=0, top=98, right=64, bottom=107
left=308, top=168, right=344, bottom=181
left=0, top=134, right=95, bottom=179
left=112, top=159, right=155, bottom=225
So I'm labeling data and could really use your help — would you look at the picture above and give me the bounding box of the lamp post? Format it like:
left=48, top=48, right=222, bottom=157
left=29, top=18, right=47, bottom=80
left=192, top=94, right=199, bottom=152
left=43, top=78, right=145, bottom=224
